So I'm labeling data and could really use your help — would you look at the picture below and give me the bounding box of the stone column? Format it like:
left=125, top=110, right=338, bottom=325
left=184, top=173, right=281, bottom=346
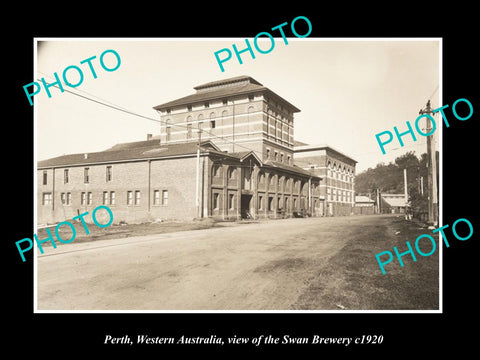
left=236, top=166, right=241, bottom=220
left=252, top=165, right=259, bottom=220
left=222, top=164, right=229, bottom=220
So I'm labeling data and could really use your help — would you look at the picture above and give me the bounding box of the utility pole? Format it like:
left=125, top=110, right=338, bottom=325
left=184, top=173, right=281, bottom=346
left=419, top=100, right=438, bottom=225
left=195, top=127, right=202, bottom=218
left=404, top=168, right=409, bottom=219
left=376, top=188, right=381, bottom=214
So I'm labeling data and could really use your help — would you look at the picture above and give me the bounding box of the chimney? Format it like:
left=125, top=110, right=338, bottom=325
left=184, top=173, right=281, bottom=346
left=147, top=133, right=153, bottom=141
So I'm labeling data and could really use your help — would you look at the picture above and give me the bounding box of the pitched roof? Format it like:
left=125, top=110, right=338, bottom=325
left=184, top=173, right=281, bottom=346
left=294, top=143, right=357, bottom=164
left=37, top=140, right=219, bottom=168
left=355, top=195, right=375, bottom=203
left=381, top=194, right=407, bottom=207
left=263, top=159, right=321, bottom=179
left=193, top=75, right=263, bottom=90
left=153, top=76, right=301, bottom=113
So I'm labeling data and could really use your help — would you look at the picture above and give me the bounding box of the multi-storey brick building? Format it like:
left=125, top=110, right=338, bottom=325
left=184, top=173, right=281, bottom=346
left=37, top=76, right=329, bottom=225
left=294, top=143, right=357, bottom=216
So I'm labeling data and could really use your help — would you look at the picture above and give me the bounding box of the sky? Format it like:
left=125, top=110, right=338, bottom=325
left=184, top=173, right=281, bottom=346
left=35, top=38, right=440, bottom=173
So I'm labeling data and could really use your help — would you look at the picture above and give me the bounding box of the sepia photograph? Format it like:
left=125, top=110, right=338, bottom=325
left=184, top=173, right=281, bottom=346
left=33, top=38, right=441, bottom=312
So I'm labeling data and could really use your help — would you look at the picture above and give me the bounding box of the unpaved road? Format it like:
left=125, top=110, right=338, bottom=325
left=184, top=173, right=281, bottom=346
left=36, top=215, right=439, bottom=311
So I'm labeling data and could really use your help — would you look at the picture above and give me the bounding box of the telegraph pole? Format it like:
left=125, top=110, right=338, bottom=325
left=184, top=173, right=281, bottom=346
left=419, top=100, right=438, bottom=225
left=195, top=127, right=202, bottom=218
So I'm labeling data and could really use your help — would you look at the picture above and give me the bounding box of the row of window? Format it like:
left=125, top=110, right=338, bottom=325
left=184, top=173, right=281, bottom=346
left=42, top=190, right=169, bottom=206
left=327, top=169, right=354, bottom=182
left=212, top=193, right=310, bottom=212
left=165, top=95, right=293, bottom=118
left=42, top=166, right=113, bottom=186
left=266, top=149, right=291, bottom=164
left=166, top=95, right=256, bottom=114
left=327, top=188, right=353, bottom=203
left=212, top=166, right=314, bottom=191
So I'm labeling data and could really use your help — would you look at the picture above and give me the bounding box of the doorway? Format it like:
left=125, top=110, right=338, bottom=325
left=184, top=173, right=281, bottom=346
left=241, top=194, right=253, bottom=219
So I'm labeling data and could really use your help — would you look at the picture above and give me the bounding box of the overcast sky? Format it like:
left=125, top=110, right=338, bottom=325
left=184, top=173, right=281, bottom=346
left=35, top=38, right=440, bottom=172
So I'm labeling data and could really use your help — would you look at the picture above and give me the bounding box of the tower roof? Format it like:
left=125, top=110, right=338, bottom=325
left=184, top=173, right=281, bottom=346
left=153, top=76, right=300, bottom=113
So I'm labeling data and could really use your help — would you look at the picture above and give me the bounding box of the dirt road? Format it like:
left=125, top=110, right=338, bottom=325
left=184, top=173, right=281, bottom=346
left=36, top=215, right=439, bottom=311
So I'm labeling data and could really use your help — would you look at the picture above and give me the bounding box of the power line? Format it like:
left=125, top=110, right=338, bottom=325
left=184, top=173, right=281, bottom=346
left=37, top=77, right=435, bottom=171
left=37, top=78, right=273, bottom=155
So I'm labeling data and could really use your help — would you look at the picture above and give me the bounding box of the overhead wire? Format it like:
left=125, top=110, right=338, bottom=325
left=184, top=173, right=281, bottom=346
left=37, top=74, right=438, bottom=172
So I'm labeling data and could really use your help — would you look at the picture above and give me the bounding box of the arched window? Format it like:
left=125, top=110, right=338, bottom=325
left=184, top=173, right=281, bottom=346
left=165, top=119, right=171, bottom=142
left=221, top=110, right=227, bottom=138
left=197, top=114, right=204, bottom=138
left=210, top=112, right=216, bottom=129
left=186, top=115, right=193, bottom=139
left=258, top=171, right=265, bottom=184
left=212, top=164, right=222, bottom=177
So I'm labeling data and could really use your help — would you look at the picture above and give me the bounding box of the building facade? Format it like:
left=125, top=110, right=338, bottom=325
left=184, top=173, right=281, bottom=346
left=153, top=76, right=297, bottom=165
left=294, top=143, right=357, bottom=216
left=380, top=193, right=407, bottom=214
left=37, top=76, right=327, bottom=225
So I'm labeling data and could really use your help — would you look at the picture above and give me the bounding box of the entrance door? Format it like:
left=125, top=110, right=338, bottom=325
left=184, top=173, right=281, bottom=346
left=241, top=194, right=253, bottom=219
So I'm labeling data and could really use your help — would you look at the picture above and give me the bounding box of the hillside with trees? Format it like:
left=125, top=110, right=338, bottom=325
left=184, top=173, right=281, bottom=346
left=355, top=151, right=438, bottom=215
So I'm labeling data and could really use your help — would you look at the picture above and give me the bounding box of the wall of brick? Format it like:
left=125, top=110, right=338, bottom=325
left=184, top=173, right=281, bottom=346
left=37, top=156, right=202, bottom=225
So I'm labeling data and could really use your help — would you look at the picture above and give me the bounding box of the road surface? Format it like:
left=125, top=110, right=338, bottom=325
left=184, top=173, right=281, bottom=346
left=36, top=215, right=439, bottom=311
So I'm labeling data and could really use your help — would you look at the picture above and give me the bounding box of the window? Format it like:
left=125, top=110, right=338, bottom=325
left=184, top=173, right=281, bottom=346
left=103, top=191, right=109, bottom=205
left=274, top=151, right=278, bottom=161
left=127, top=191, right=133, bottom=205
left=43, top=171, right=48, bottom=185
left=87, top=192, right=92, bottom=205
left=222, top=99, right=228, bottom=105
left=204, top=102, right=209, bottom=108
left=187, top=123, right=192, bottom=139
left=278, top=196, right=282, bottom=209
left=187, top=105, right=192, bottom=112
left=186, top=116, right=193, bottom=139
left=213, top=164, right=221, bottom=177
left=294, top=198, right=298, bottom=209
left=228, top=167, right=236, bottom=180
left=154, top=190, right=160, bottom=205
left=228, top=194, right=235, bottom=209
left=166, top=121, right=171, bottom=142
left=248, top=94, right=254, bottom=101
left=211, top=120, right=216, bottom=128
left=270, top=175, right=275, bottom=185
left=213, top=193, right=220, bottom=209
left=280, top=153, right=284, bottom=163
left=84, top=168, right=90, bottom=184
left=266, top=149, right=270, bottom=159
left=60, top=192, right=66, bottom=205
left=106, top=166, right=112, bottom=182
left=268, top=196, right=274, bottom=211
left=81, top=192, right=86, bottom=205
left=287, top=155, right=291, bottom=165
left=64, top=169, right=69, bottom=184
left=166, top=108, right=171, bottom=114
left=135, top=190, right=141, bottom=205
left=259, top=172, right=264, bottom=184
left=110, top=191, right=115, bottom=205
left=162, top=190, right=168, bottom=205
left=42, top=192, right=52, bottom=205
left=259, top=195, right=263, bottom=210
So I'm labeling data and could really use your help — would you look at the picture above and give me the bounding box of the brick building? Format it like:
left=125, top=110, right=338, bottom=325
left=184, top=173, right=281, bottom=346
left=37, top=76, right=328, bottom=225
left=294, top=143, right=357, bottom=216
